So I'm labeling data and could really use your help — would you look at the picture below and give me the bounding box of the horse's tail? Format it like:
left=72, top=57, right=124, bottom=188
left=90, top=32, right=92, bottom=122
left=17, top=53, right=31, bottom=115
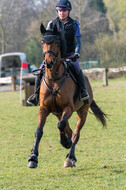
left=90, top=100, right=107, bottom=127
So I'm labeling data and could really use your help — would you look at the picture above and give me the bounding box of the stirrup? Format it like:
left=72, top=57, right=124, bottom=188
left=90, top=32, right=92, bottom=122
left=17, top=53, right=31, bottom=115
left=27, top=94, right=38, bottom=106
left=80, top=95, right=89, bottom=101
left=80, top=90, right=89, bottom=102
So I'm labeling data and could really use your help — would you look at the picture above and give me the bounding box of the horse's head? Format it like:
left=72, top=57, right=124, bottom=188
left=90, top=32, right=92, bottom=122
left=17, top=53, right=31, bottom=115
left=40, top=23, right=60, bottom=70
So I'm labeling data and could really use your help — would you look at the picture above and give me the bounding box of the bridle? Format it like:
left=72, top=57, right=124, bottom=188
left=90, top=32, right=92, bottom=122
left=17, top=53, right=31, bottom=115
left=43, top=50, right=59, bottom=58
left=41, top=34, right=69, bottom=112
left=42, top=35, right=60, bottom=70
left=43, top=48, right=59, bottom=69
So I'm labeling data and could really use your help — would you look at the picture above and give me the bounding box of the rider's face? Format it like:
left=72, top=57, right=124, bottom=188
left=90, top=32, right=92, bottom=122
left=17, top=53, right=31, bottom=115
left=58, top=10, right=69, bottom=21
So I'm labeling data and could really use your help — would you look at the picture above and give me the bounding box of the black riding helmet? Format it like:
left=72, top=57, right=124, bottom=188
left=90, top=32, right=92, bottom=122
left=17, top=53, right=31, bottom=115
left=56, top=0, right=72, bottom=10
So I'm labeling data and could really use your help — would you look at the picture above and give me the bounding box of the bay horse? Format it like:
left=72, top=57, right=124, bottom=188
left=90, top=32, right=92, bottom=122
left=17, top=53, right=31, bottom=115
left=28, top=24, right=107, bottom=168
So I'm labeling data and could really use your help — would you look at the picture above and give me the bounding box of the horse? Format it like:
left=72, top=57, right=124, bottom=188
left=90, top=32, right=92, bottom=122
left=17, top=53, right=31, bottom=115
left=28, top=24, right=107, bottom=168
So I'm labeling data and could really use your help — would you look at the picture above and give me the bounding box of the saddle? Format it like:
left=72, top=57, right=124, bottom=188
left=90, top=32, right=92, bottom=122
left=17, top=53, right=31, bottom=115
left=63, top=61, right=77, bottom=84
left=63, top=61, right=81, bottom=103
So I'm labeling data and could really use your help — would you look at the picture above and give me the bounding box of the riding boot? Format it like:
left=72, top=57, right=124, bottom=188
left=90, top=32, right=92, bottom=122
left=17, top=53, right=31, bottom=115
left=77, top=69, right=89, bottom=102
left=27, top=73, right=43, bottom=106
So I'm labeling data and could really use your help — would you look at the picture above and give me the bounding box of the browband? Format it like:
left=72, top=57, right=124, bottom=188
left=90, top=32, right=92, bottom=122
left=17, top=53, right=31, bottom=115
left=42, top=35, right=59, bottom=44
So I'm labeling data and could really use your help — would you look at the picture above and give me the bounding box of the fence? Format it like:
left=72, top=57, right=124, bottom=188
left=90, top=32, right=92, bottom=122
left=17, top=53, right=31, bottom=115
left=80, top=59, right=100, bottom=69
left=83, top=68, right=108, bottom=86
left=0, top=76, right=16, bottom=91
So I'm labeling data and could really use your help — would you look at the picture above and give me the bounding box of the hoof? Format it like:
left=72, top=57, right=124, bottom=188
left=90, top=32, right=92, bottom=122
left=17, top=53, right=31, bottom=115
left=28, top=161, right=38, bottom=168
left=28, top=153, right=38, bottom=168
left=72, top=160, right=76, bottom=167
left=64, top=158, right=76, bottom=168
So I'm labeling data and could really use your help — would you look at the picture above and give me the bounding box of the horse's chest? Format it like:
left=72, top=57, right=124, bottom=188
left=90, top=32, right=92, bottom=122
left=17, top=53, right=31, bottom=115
left=40, top=90, right=67, bottom=106
left=40, top=86, right=71, bottom=112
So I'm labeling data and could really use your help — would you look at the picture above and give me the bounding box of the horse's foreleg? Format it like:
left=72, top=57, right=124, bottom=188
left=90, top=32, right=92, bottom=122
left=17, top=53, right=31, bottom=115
left=57, top=106, right=73, bottom=149
left=64, top=106, right=88, bottom=167
left=28, top=107, right=49, bottom=168
left=64, top=129, right=79, bottom=168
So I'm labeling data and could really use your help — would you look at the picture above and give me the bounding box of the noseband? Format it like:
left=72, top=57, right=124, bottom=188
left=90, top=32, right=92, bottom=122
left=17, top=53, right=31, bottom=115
left=43, top=48, right=59, bottom=69
left=43, top=49, right=59, bottom=59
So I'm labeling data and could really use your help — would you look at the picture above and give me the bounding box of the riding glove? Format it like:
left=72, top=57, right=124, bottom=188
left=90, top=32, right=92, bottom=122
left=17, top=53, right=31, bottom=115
left=69, top=53, right=79, bottom=62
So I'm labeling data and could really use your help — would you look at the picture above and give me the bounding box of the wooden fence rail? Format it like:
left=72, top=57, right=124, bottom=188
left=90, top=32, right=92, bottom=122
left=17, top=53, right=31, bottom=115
left=0, top=66, right=126, bottom=93
left=0, top=76, right=12, bottom=84
left=0, top=76, right=16, bottom=91
left=83, top=66, right=126, bottom=86
left=83, top=68, right=108, bottom=86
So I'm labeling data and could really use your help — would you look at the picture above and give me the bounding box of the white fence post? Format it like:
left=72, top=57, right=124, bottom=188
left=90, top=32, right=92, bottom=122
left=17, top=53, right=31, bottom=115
left=103, top=68, right=108, bottom=86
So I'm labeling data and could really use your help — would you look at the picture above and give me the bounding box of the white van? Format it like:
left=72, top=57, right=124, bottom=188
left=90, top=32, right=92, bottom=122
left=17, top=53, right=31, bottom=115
left=0, top=52, right=30, bottom=78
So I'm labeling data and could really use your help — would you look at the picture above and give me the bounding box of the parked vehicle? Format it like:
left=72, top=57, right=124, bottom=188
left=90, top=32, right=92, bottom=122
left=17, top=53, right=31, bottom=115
left=0, top=52, right=30, bottom=78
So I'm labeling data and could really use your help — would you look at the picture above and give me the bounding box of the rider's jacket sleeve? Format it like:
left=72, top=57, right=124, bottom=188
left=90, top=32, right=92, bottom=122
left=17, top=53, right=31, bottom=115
left=75, top=36, right=81, bottom=55
left=74, top=21, right=81, bottom=56
left=75, top=21, right=81, bottom=37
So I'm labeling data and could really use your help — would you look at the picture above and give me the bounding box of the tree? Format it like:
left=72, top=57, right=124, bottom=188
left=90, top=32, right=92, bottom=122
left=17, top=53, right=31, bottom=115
left=0, top=0, right=16, bottom=53
left=104, top=0, right=126, bottom=31
left=92, top=0, right=107, bottom=13
left=0, top=0, right=42, bottom=54
left=25, top=37, right=42, bottom=66
left=95, top=32, right=126, bottom=67
left=0, top=0, right=112, bottom=65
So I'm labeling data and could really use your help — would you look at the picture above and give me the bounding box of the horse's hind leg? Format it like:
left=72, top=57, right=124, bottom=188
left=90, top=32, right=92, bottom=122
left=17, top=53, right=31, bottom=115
left=64, top=106, right=89, bottom=167
left=28, top=107, right=49, bottom=168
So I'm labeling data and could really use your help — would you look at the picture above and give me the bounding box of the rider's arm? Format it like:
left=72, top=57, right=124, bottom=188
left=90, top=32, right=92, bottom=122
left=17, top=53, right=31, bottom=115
left=75, top=36, right=81, bottom=56
left=74, top=21, right=81, bottom=57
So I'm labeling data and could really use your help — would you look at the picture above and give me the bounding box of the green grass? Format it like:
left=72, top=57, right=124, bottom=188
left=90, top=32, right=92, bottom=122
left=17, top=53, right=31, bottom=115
left=0, top=78, right=126, bottom=190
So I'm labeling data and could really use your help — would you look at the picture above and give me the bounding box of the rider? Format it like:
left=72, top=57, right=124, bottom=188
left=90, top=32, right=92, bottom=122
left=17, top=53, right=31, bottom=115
left=27, top=0, right=89, bottom=106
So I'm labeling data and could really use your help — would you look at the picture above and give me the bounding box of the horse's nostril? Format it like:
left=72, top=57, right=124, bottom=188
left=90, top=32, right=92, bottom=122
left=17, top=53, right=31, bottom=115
left=50, top=61, right=53, bottom=65
left=47, top=61, right=53, bottom=69
left=49, top=61, right=53, bottom=66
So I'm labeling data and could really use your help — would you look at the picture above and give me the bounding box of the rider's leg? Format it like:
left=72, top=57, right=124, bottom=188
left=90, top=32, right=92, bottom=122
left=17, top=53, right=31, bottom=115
left=77, top=69, right=89, bottom=101
left=72, top=59, right=89, bottom=101
left=27, top=64, right=44, bottom=106
left=27, top=75, right=41, bottom=106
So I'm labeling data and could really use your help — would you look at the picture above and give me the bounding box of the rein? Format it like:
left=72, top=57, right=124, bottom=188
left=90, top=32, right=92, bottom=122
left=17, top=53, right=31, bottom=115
left=44, top=50, right=59, bottom=58
left=43, top=60, right=69, bottom=96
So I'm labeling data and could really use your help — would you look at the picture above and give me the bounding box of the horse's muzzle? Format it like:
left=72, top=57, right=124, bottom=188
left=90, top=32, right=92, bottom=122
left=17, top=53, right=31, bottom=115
left=45, top=61, right=53, bottom=69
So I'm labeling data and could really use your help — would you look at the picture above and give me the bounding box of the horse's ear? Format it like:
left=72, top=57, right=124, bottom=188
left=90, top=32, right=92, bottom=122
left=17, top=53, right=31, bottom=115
left=40, top=23, right=46, bottom=35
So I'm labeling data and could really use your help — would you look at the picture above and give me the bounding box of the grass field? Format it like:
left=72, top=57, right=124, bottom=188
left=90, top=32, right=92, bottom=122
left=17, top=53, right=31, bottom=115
left=0, top=78, right=126, bottom=190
